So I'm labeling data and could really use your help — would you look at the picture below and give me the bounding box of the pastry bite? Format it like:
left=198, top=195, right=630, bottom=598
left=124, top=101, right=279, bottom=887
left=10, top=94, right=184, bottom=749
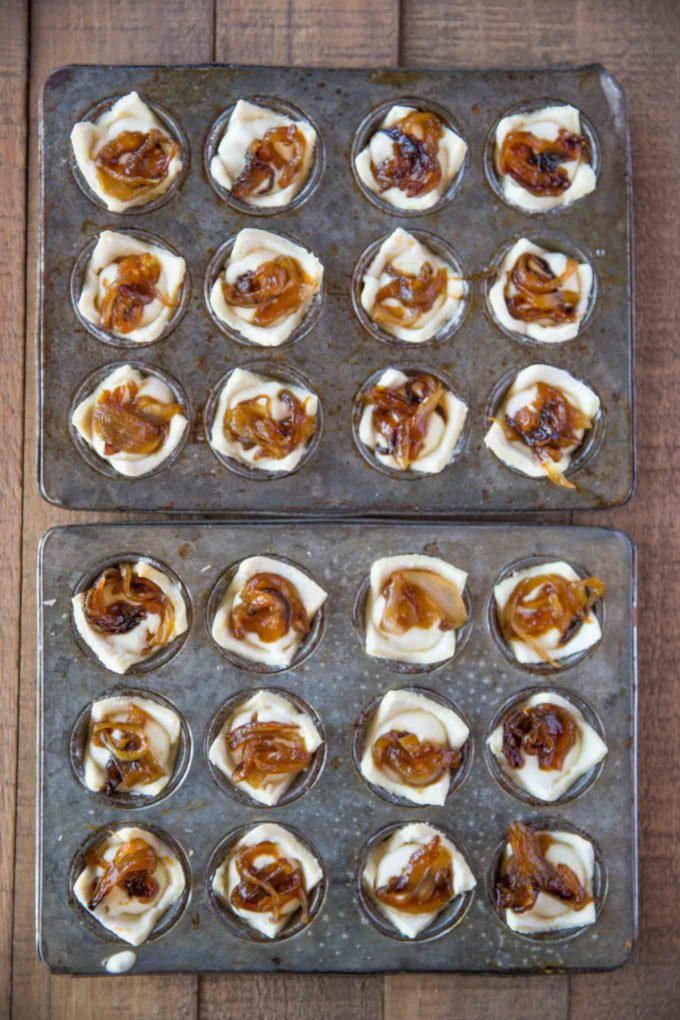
left=73, top=825, right=186, bottom=945
left=72, top=560, right=188, bottom=674
left=359, top=689, right=469, bottom=805
left=83, top=695, right=181, bottom=798
left=358, top=228, right=466, bottom=343
left=488, top=237, right=593, bottom=343
left=209, top=228, right=323, bottom=347
left=72, top=364, right=188, bottom=478
left=209, top=367, right=318, bottom=474
left=487, top=690, right=607, bottom=801
left=484, top=364, right=600, bottom=488
left=212, top=823, right=323, bottom=938
left=355, top=104, right=467, bottom=211
left=70, top=92, right=183, bottom=212
left=361, top=822, right=476, bottom=938
left=494, top=821, right=597, bottom=935
left=364, top=554, right=468, bottom=666
left=211, top=556, right=327, bottom=668
left=208, top=690, right=323, bottom=805
left=209, top=99, right=318, bottom=208
left=358, top=368, right=468, bottom=475
left=493, top=104, right=596, bottom=212
left=493, top=560, right=604, bottom=666
left=76, top=230, right=186, bottom=343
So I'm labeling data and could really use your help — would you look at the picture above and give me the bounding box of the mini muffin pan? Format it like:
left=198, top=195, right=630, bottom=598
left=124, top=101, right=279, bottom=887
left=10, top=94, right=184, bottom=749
left=38, top=522, right=637, bottom=973
left=39, top=64, right=633, bottom=514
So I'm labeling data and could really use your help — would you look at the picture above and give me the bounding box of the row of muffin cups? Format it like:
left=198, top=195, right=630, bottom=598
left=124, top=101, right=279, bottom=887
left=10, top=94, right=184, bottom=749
left=70, top=93, right=602, bottom=219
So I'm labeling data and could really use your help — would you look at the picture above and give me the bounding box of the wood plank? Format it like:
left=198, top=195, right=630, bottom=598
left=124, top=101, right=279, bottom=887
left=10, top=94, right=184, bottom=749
left=11, top=1, right=214, bottom=1017
left=385, top=974, right=569, bottom=1020
left=0, top=4, right=28, bottom=1020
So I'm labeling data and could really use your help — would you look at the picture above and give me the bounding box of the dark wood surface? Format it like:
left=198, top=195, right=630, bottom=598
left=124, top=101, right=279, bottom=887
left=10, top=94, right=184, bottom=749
left=3, top=1, right=679, bottom=1016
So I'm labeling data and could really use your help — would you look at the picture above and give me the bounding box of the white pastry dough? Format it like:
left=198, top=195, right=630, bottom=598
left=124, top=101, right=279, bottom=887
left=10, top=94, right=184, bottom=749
left=209, top=690, right=322, bottom=805
left=355, top=105, right=467, bottom=211
left=362, top=822, right=476, bottom=938
left=488, top=237, right=593, bottom=343
left=77, top=230, right=186, bottom=343
left=72, top=560, right=188, bottom=674
left=72, top=364, right=188, bottom=478
left=83, top=695, right=182, bottom=797
left=209, top=367, right=318, bottom=473
left=484, top=364, right=600, bottom=480
left=210, top=99, right=317, bottom=207
left=494, top=104, right=596, bottom=212
left=360, top=689, right=469, bottom=805
left=73, top=826, right=186, bottom=945
left=213, top=822, right=323, bottom=938
left=209, top=228, right=323, bottom=347
left=211, top=555, right=327, bottom=667
left=494, top=560, right=602, bottom=665
left=487, top=691, right=607, bottom=801
left=501, top=829, right=597, bottom=933
left=359, top=368, right=468, bottom=475
left=365, top=554, right=468, bottom=665
left=71, top=92, right=183, bottom=212
left=360, top=229, right=466, bottom=343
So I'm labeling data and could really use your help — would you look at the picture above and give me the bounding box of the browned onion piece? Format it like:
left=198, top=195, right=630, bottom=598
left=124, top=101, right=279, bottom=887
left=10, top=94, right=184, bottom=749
left=87, top=836, right=159, bottom=910
left=83, top=562, right=175, bottom=652
left=223, top=389, right=316, bottom=461
left=380, top=568, right=467, bottom=636
left=92, top=703, right=167, bottom=794
left=505, top=252, right=580, bottom=325
left=372, top=730, right=463, bottom=788
left=221, top=255, right=313, bottom=327
left=92, top=378, right=184, bottom=456
left=230, top=841, right=308, bottom=922
left=500, top=572, right=605, bottom=666
left=230, top=572, right=309, bottom=644
left=497, top=128, right=589, bottom=197
left=501, top=702, right=577, bottom=771
left=227, top=717, right=312, bottom=789
left=365, top=373, right=446, bottom=470
left=372, top=110, right=444, bottom=198
left=494, top=821, right=591, bottom=914
left=95, top=128, right=178, bottom=201
left=232, top=124, right=307, bottom=200
left=374, top=835, right=454, bottom=914
left=97, top=252, right=175, bottom=335
left=372, top=260, right=448, bottom=329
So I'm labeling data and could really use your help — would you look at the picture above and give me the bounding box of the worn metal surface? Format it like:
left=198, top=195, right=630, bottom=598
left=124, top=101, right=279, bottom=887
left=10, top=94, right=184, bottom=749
left=38, top=523, right=636, bottom=974
left=39, top=64, right=633, bottom=514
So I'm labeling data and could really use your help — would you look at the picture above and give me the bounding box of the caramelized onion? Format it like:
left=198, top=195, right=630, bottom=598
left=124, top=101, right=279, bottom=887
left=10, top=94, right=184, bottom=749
left=374, top=835, right=454, bottom=914
left=230, top=841, right=308, bottom=922
left=380, top=568, right=467, bottom=635
left=365, top=373, right=446, bottom=470
left=221, top=255, right=313, bottom=327
left=87, top=836, right=159, bottom=910
left=498, top=128, right=589, bottom=196
left=502, top=702, right=577, bottom=771
left=230, top=572, right=309, bottom=644
left=83, top=563, right=175, bottom=651
left=373, top=110, right=444, bottom=198
left=95, top=128, right=178, bottom=201
left=500, top=572, right=605, bottom=666
left=494, top=821, right=591, bottom=914
left=232, top=124, right=307, bottom=200
left=505, top=252, right=580, bottom=325
left=227, top=717, right=312, bottom=788
left=97, top=252, right=175, bottom=335
left=92, top=378, right=184, bottom=456
left=372, top=261, right=448, bottom=328
left=224, top=390, right=316, bottom=461
left=372, top=730, right=462, bottom=788
left=92, top=703, right=166, bottom=794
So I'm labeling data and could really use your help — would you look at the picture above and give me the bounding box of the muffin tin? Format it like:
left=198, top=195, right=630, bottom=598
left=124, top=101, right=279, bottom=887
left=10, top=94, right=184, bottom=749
left=38, top=522, right=637, bottom=973
left=39, top=63, right=633, bottom=513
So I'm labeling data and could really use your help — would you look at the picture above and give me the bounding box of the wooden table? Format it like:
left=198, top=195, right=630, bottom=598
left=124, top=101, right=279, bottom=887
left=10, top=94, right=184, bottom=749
left=2, top=1, right=678, bottom=1016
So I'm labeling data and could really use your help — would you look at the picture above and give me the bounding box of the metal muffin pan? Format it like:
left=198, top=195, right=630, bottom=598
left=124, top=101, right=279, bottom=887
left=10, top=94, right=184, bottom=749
left=37, top=522, right=637, bottom=974
left=39, top=63, right=633, bottom=514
